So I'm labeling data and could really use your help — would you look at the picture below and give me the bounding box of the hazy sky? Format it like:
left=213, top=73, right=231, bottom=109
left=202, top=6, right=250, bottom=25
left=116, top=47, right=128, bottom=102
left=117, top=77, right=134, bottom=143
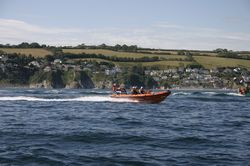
left=0, top=0, right=250, bottom=50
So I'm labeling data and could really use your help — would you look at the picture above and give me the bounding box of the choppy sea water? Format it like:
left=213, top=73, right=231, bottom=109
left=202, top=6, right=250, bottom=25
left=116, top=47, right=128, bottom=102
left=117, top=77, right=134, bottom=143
left=0, top=89, right=249, bottom=165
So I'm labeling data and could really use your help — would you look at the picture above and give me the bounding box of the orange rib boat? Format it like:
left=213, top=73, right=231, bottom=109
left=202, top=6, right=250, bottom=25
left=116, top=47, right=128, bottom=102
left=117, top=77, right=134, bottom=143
left=111, top=90, right=171, bottom=104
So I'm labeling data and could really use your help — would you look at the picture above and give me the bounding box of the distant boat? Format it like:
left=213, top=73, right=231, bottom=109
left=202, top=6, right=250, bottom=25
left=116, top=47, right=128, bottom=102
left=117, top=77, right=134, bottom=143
left=111, top=90, right=171, bottom=104
left=239, top=87, right=250, bottom=97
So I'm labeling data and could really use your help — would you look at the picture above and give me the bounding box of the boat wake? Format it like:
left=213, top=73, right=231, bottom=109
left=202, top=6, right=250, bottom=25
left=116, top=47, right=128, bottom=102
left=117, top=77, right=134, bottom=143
left=0, top=96, right=136, bottom=103
left=172, top=91, right=243, bottom=97
left=172, top=92, right=192, bottom=96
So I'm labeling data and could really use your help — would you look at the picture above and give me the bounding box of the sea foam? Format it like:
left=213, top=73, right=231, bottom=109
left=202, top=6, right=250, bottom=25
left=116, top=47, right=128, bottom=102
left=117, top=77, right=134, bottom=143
left=0, top=96, right=135, bottom=102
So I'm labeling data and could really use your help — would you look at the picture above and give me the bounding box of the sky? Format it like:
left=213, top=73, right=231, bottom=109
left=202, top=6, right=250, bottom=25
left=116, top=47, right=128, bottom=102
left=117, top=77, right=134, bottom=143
left=0, top=0, right=250, bottom=50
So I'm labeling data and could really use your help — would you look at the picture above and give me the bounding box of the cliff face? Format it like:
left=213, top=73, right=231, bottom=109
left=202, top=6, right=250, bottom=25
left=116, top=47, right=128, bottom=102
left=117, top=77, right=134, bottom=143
left=64, top=71, right=94, bottom=89
left=29, top=70, right=94, bottom=89
left=94, top=80, right=113, bottom=89
left=29, top=71, right=54, bottom=88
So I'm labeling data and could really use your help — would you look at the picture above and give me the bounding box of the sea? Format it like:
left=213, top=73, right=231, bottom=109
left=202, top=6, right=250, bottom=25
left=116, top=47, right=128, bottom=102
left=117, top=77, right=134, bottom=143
left=0, top=88, right=249, bottom=165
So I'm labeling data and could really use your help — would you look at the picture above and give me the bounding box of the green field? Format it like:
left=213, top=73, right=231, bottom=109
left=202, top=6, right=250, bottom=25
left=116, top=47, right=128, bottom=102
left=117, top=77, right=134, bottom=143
left=132, top=49, right=179, bottom=55
left=193, top=56, right=250, bottom=69
left=1, top=48, right=250, bottom=69
left=62, top=49, right=187, bottom=60
left=115, top=61, right=193, bottom=69
left=138, top=49, right=218, bottom=56
left=0, top=48, right=52, bottom=57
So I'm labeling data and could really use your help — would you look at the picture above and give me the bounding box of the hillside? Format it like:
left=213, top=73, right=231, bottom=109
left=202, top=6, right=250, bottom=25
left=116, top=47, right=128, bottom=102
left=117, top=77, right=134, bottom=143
left=0, top=48, right=53, bottom=57
left=62, top=48, right=187, bottom=60
left=1, top=47, right=250, bottom=69
left=193, top=56, right=250, bottom=69
left=1, top=46, right=250, bottom=89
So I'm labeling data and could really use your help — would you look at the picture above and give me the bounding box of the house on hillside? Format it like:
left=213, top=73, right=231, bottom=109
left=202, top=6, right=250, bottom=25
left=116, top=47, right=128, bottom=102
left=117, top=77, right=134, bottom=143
left=223, top=68, right=233, bottom=73
left=185, top=68, right=192, bottom=73
left=75, top=65, right=82, bottom=71
left=105, top=66, right=122, bottom=75
left=153, top=76, right=160, bottom=81
left=144, top=70, right=151, bottom=75
left=191, top=68, right=199, bottom=73
left=210, top=68, right=219, bottom=74
left=0, top=55, right=8, bottom=63
left=113, top=66, right=122, bottom=73
left=0, top=63, right=5, bottom=72
left=178, top=67, right=185, bottom=73
left=172, top=74, right=180, bottom=79
left=164, top=68, right=177, bottom=74
left=53, top=59, right=62, bottom=64
left=43, top=66, right=51, bottom=72
left=161, top=76, right=168, bottom=80
left=200, top=69, right=210, bottom=75
left=28, top=61, right=40, bottom=68
left=233, top=67, right=242, bottom=73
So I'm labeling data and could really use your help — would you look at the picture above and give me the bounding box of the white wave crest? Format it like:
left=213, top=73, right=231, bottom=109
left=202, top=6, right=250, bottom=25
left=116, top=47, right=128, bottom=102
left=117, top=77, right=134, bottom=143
left=226, top=92, right=244, bottom=96
left=0, top=96, right=135, bottom=102
left=202, top=92, right=218, bottom=95
left=172, top=92, right=191, bottom=96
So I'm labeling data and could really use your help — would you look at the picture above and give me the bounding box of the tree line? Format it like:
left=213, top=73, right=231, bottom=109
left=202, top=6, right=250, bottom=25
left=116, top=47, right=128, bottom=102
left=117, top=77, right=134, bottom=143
left=1, top=43, right=249, bottom=60
left=0, top=42, right=140, bottom=52
left=46, top=53, right=160, bottom=62
left=214, top=48, right=250, bottom=60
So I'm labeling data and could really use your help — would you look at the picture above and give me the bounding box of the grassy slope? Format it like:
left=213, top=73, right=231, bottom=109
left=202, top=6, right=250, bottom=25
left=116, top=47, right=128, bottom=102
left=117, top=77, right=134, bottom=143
left=1, top=48, right=250, bottom=69
left=193, top=56, right=250, bottom=69
left=138, top=49, right=217, bottom=56
left=62, top=49, right=187, bottom=60
left=116, top=61, right=192, bottom=69
left=0, top=48, right=52, bottom=57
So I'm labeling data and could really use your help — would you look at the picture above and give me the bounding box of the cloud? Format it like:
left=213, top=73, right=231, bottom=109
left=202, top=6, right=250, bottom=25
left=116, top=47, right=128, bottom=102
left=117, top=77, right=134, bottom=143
left=0, top=18, right=250, bottom=50
left=153, top=22, right=183, bottom=29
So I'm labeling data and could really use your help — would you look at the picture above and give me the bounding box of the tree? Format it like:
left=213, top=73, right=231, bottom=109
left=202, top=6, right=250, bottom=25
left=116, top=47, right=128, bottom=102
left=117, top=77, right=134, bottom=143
left=114, top=44, right=122, bottom=51
left=45, top=55, right=55, bottom=62
left=122, top=44, right=129, bottom=51
left=76, top=43, right=86, bottom=49
left=18, top=42, right=30, bottom=48
left=129, top=45, right=138, bottom=52
left=177, top=50, right=185, bottom=55
left=123, top=73, right=144, bottom=88
left=187, top=63, right=203, bottom=69
left=131, top=65, right=145, bottom=75
left=99, top=43, right=107, bottom=49
left=145, top=76, right=157, bottom=88
left=30, top=42, right=41, bottom=48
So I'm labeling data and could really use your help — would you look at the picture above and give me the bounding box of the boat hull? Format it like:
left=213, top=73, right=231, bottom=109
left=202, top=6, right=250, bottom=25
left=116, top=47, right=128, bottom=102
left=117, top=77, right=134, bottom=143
left=111, top=90, right=171, bottom=103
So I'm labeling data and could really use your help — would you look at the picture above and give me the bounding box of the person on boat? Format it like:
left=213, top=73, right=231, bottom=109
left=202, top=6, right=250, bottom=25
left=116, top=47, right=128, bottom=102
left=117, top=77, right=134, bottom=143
left=120, top=87, right=127, bottom=94
left=131, top=86, right=139, bottom=95
left=139, top=86, right=145, bottom=94
left=112, top=83, right=127, bottom=94
left=112, top=83, right=118, bottom=92
left=116, top=87, right=127, bottom=94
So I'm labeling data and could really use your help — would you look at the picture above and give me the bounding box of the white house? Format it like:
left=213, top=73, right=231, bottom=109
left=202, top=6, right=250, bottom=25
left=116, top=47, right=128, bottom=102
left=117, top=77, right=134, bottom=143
left=28, top=61, right=40, bottom=68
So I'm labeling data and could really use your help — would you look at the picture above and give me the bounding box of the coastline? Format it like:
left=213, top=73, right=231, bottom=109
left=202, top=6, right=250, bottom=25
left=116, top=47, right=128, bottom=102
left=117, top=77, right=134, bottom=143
left=0, top=84, right=238, bottom=92
left=0, top=83, right=29, bottom=89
